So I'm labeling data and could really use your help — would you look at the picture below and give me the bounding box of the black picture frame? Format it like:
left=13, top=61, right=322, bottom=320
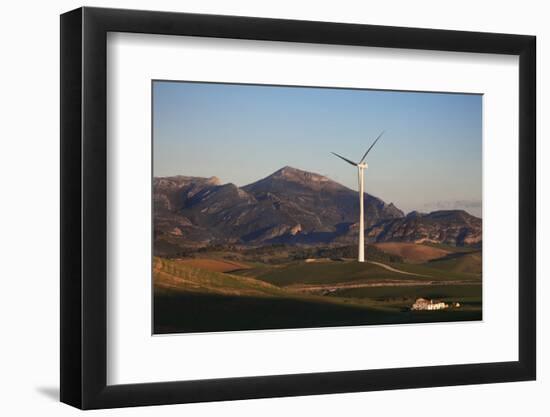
left=60, top=6, right=536, bottom=410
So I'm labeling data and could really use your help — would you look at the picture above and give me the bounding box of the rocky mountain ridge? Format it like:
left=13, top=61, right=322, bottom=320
left=154, top=166, right=481, bottom=253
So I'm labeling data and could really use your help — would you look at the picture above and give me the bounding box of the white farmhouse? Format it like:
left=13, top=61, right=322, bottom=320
left=411, top=298, right=449, bottom=311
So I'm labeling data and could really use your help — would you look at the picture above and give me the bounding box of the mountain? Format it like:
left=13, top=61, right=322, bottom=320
left=242, top=166, right=403, bottom=231
left=154, top=166, right=481, bottom=253
left=365, top=210, right=482, bottom=246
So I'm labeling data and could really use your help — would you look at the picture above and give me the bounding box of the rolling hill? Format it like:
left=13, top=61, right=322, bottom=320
left=373, top=242, right=451, bottom=263
left=153, top=256, right=482, bottom=333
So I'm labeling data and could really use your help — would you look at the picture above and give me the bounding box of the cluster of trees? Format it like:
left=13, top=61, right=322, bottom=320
left=160, top=242, right=403, bottom=264
left=289, top=245, right=403, bottom=263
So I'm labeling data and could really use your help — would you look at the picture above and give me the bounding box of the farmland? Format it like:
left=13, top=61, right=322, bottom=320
left=154, top=242, right=482, bottom=334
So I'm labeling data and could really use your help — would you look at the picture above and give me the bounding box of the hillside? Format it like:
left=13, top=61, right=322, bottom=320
left=366, top=210, right=482, bottom=246
left=154, top=166, right=403, bottom=249
left=153, top=256, right=482, bottom=334
left=372, top=242, right=451, bottom=263
left=427, top=251, right=482, bottom=274
left=154, top=257, right=283, bottom=297
left=154, top=166, right=482, bottom=254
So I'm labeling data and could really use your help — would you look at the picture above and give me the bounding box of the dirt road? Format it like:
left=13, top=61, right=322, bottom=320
left=367, top=261, right=430, bottom=277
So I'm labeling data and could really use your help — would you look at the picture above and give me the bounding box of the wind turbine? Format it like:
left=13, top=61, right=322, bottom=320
left=331, top=131, right=384, bottom=263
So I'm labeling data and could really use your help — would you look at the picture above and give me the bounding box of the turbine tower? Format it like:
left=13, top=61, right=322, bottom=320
left=331, top=132, right=384, bottom=263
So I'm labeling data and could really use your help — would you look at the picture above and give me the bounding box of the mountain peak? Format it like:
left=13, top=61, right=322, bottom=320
left=267, top=166, right=331, bottom=184
left=273, top=165, right=311, bottom=176
left=154, top=175, right=221, bottom=187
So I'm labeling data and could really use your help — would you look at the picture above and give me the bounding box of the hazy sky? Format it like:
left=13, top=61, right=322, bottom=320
left=153, top=81, right=482, bottom=217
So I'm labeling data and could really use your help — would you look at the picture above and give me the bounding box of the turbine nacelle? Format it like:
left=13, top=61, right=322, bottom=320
left=330, top=131, right=384, bottom=168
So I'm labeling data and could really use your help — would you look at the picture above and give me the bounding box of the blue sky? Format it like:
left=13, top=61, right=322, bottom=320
left=153, top=81, right=482, bottom=217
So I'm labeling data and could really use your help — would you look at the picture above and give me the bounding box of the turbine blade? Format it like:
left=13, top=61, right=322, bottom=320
left=359, top=131, right=385, bottom=163
left=331, top=152, right=357, bottom=166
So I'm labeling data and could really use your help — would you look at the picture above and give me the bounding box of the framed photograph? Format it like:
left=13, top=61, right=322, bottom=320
left=60, top=6, right=536, bottom=409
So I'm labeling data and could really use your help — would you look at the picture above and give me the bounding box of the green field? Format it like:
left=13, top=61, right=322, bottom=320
left=154, top=292, right=482, bottom=334
left=335, top=283, right=481, bottom=301
left=231, top=251, right=482, bottom=286
left=234, top=261, right=403, bottom=286
left=154, top=246, right=482, bottom=334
